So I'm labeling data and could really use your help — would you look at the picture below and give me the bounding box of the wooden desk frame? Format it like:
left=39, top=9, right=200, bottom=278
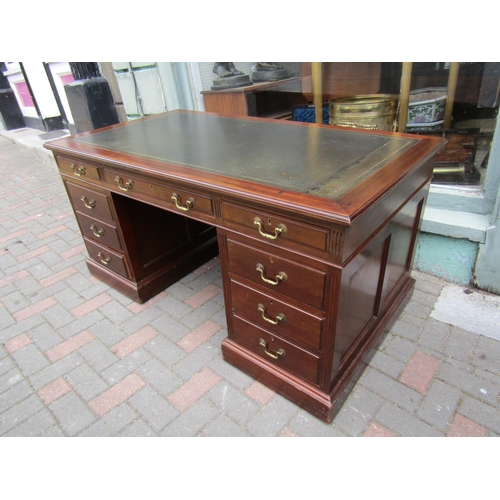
left=45, top=111, right=444, bottom=422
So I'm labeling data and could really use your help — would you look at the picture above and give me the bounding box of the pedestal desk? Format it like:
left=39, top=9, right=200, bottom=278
left=45, top=111, right=444, bottom=422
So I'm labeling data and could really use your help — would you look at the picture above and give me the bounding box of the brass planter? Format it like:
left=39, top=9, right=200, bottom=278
left=329, top=94, right=398, bottom=131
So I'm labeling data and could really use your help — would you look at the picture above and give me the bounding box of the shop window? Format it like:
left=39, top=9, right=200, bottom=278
left=15, top=81, right=34, bottom=107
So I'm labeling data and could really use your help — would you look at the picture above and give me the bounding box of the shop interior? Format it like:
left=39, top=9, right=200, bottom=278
left=201, top=62, right=499, bottom=188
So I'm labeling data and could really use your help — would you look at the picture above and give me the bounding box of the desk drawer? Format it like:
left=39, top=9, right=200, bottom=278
left=76, top=212, right=122, bottom=250
left=57, top=156, right=101, bottom=181
left=231, top=315, right=319, bottom=384
left=222, top=202, right=329, bottom=252
left=65, top=182, right=114, bottom=223
left=85, top=238, right=130, bottom=279
left=103, top=170, right=213, bottom=217
left=230, top=279, right=323, bottom=351
left=226, top=238, right=326, bottom=311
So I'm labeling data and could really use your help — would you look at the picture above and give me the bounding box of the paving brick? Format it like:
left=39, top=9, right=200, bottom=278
left=245, top=380, right=276, bottom=406
left=207, top=381, right=261, bottom=425
left=0, top=394, right=45, bottom=435
left=168, top=367, right=221, bottom=412
left=111, top=325, right=160, bottom=359
left=118, top=419, right=158, bottom=437
left=98, top=300, right=135, bottom=325
left=70, top=292, right=113, bottom=318
left=28, top=322, right=63, bottom=351
left=203, top=413, right=250, bottom=437
left=437, top=362, right=500, bottom=405
left=247, top=394, right=299, bottom=437
left=418, top=318, right=450, bottom=353
left=144, top=335, right=185, bottom=367
left=333, top=385, right=385, bottom=435
left=184, top=284, right=222, bottom=309
left=16, top=244, right=51, bottom=263
left=0, top=367, right=23, bottom=394
left=289, top=410, right=347, bottom=437
left=126, top=292, right=167, bottom=315
left=49, top=391, right=96, bottom=436
left=45, top=330, right=95, bottom=362
left=389, top=318, right=422, bottom=341
left=78, top=403, right=138, bottom=437
left=4, top=408, right=56, bottom=437
left=100, top=348, right=152, bottom=386
left=472, top=336, right=500, bottom=375
left=11, top=343, right=50, bottom=376
left=416, top=379, right=462, bottom=431
left=172, top=343, right=219, bottom=379
left=57, top=311, right=104, bottom=340
left=444, top=327, right=478, bottom=362
left=365, top=348, right=405, bottom=378
left=38, top=377, right=72, bottom=405
left=28, top=352, right=85, bottom=391
left=181, top=300, right=225, bottom=331
left=362, top=422, right=397, bottom=437
left=208, top=356, right=255, bottom=390
left=13, top=296, right=57, bottom=322
left=161, top=397, right=219, bottom=437
left=89, top=373, right=147, bottom=417
left=457, top=396, right=500, bottom=434
left=399, top=350, right=441, bottom=393
left=0, top=269, right=30, bottom=288
left=119, top=307, right=163, bottom=336
left=129, top=385, right=179, bottom=431
left=5, top=333, right=32, bottom=354
left=64, top=364, right=109, bottom=401
left=361, top=368, right=423, bottom=412
left=177, top=319, right=221, bottom=352
left=447, top=413, right=488, bottom=437
left=383, top=336, right=417, bottom=363
left=279, top=426, right=300, bottom=437
left=87, top=319, right=127, bottom=347
left=43, top=303, right=79, bottom=330
left=78, top=339, right=119, bottom=373
left=0, top=379, right=33, bottom=411
left=136, top=358, right=184, bottom=396
left=149, top=315, right=191, bottom=342
left=375, top=401, right=443, bottom=437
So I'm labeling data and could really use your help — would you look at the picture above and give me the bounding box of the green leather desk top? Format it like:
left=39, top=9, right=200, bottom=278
left=70, top=111, right=419, bottom=199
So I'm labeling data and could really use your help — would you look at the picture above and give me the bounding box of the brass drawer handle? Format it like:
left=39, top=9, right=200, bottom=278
left=257, top=303, right=286, bottom=325
left=253, top=217, right=286, bottom=240
left=115, top=176, right=134, bottom=192
left=259, top=339, right=286, bottom=360
left=70, top=163, right=86, bottom=176
left=97, top=252, right=111, bottom=265
left=171, top=193, right=195, bottom=212
left=256, top=263, right=287, bottom=285
left=81, top=196, right=96, bottom=209
left=90, top=224, right=105, bottom=238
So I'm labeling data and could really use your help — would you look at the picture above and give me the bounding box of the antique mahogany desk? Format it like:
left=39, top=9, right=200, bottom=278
left=45, top=111, right=444, bottom=422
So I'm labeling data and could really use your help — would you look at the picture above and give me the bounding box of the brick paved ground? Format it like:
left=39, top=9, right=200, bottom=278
left=1, top=132, right=500, bottom=437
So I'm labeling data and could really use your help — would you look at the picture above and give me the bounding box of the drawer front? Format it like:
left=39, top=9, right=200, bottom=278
left=65, top=181, right=114, bottom=223
left=57, top=156, right=101, bottom=181
left=76, top=212, right=122, bottom=250
left=222, top=202, right=329, bottom=252
left=85, top=238, right=130, bottom=279
left=230, top=279, right=323, bottom=351
left=226, top=238, right=326, bottom=310
left=103, top=170, right=213, bottom=216
left=231, top=315, right=319, bottom=384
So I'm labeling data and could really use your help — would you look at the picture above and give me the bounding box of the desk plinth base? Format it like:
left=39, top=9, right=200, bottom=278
left=86, top=236, right=219, bottom=304
left=222, top=276, right=415, bottom=423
